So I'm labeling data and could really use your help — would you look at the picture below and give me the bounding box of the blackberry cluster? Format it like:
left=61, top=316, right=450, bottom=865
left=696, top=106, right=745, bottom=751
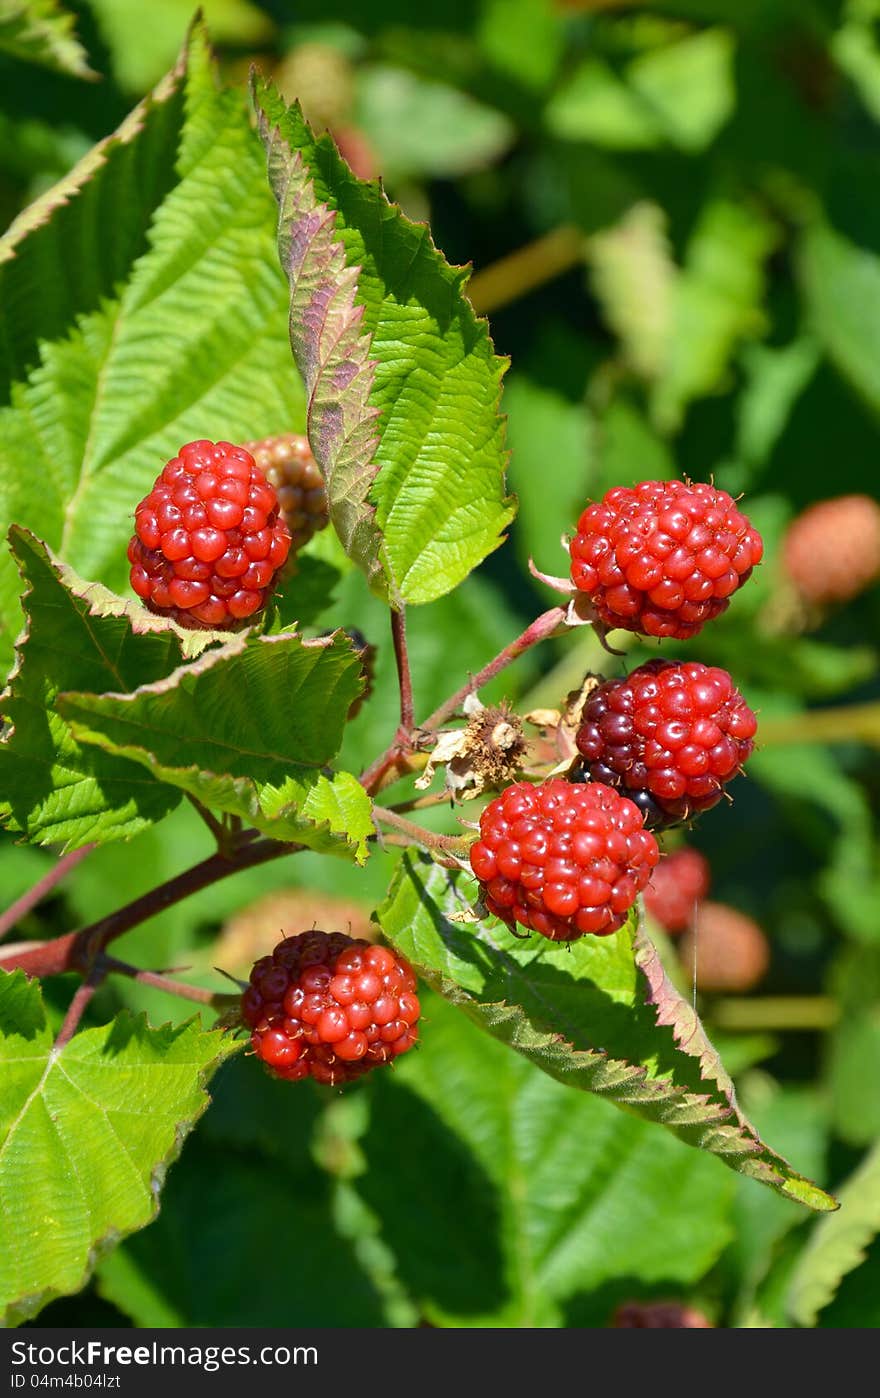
left=242, top=931, right=420, bottom=1086
left=574, top=659, right=757, bottom=826
left=469, top=778, right=659, bottom=941
left=569, top=480, right=763, bottom=640
left=128, top=440, right=291, bottom=628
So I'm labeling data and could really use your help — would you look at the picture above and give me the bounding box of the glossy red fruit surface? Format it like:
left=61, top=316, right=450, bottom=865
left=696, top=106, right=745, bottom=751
left=469, top=778, right=659, bottom=942
left=575, top=660, right=757, bottom=824
left=243, top=931, right=420, bottom=1086
left=569, top=480, right=763, bottom=640
left=128, top=439, right=291, bottom=629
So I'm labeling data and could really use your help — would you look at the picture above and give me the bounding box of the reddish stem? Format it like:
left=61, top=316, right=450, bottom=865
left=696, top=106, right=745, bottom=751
left=0, top=844, right=95, bottom=942
left=420, top=606, right=567, bottom=734
left=373, top=804, right=471, bottom=857
left=392, top=606, right=414, bottom=734
left=100, top=954, right=223, bottom=1006
left=54, top=970, right=105, bottom=1052
left=0, top=837, right=302, bottom=980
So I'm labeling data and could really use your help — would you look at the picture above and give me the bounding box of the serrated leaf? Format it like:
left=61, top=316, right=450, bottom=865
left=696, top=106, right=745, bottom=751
left=253, top=78, right=514, bottom=607
left=358, top=990, right=734, bottom=1326
left=0, top=23, right=307, bottom=679
left=376, top=852, right=835, bottom=1211
left=59, top=630, right=373, bottom=860
left=786, top=1139, right=880, bottom=1326
left=0, top=969, right=236, bottom=1325
left=799, top=222, right=880, bottom=415
left=0, top=529, right=220, bottom=849
left=0, top=0, right=93, bottom=78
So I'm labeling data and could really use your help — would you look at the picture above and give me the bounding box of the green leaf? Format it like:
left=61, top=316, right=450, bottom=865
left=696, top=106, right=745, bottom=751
left=627, top=28, right=736, bottom=152
left=827, top=948, right=880, bottom=1146
left=786, top=1139, right=880, bottom=1327
left=0, top=23, right=306, bottom=679
left=59, top=629, right=373, bottom=860
left=356, top=991, right=734, bottom=1326
left=376, top=853, right=836, bottom=1211
left=545, top=29, right=735, bottom=151
left=652, top=199, right=777, bottom=432
left=0, top=0, right=93, bottom=78
left=799, top=222, right=880, bottom=416
left=503, top=374, right=594, bottom=574
left=0, top=969, right=236, bottom=1325
left=96, top=1134, right=390, bottom=1326
left=86, top=0, right=273, bottom=93
left=354, top=65, right=514, bottom=180
left=0, top=529, right=219, bottom=850
left=253, top=78, right=514, bottom=607
left=589, top=201, right=676, bottom=380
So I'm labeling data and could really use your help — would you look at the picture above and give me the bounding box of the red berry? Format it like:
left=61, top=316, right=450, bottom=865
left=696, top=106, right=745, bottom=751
left=574, top=660, right=756, bottom=825
left=643, top=847, right=711, bottom=933
left=243, top=931, right=420, bottom=1086
left=612, top=1301, right=712, bottom=1328
left=242, top=433, right=329, bottom=557
left=128, top=440, right=292, bottom=629
left=677, top=902, right=769, bottom=993
left=782, top=494, right=880, bottom=607
left=569, top=480, right=763, bottom=640
left=469, top=778, right=659, bottom=942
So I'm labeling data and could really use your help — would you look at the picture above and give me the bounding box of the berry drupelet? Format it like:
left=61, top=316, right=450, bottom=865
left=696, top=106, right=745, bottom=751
left=241, top=433, right=329, bottom=556
left=569, top=480, right=763, bottom=640
left=128, top=440, right=291, bottom=629
left=242, top=931, right=420, bottom=1086
left=574, top=660, right=757, bottom=826
left=469, top=778, right=659, bottom=942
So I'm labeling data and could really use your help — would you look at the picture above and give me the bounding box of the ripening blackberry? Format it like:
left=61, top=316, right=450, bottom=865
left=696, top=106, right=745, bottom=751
left=569, top=480, right=763, bottom=640
left=128, top=440, right=291, bottom=628
left=469, top=778, right=659, bottom=941
left=242, top=931, right=420, bottom=1086
left=574, top=660, right=757, bottom=826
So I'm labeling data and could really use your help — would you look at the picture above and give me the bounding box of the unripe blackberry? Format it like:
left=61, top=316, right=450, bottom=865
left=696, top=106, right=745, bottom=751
left=242, top=434, right=329, bottom=556
left=570, top=480, right=763, bottom=639
left=242, top=931, right=420, bottom=1086
left=575, top=659, right=757, bottom=825
left=469, top=778, right=659, bottom=942
left=678, top=902, right=769, bottom=993
left=782, top=494, right=880, bottom=607
left=128, top=440, right=291, bottom=629
left=644, top=846, right=711, bottom=933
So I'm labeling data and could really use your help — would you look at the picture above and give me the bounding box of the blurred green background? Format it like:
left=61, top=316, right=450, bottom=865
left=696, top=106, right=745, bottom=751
left=3, top=0, right=880, bottom=1328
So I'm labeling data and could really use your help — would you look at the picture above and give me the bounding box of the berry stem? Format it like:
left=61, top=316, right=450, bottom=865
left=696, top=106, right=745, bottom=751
left=0, top=843, right=96, bottom=942
left=421, top=606, right=568, bottom=735
left=392, top=605, right=415, bottom=735
left=53, top=967, right=106, bottom=1052
left=373, top=805, right=472, bottom=858
left=0, top=837, right=304, bottom=980
left=98, top=954, right=228, bottom=1007
left=467, top=225, right=585, bottom=315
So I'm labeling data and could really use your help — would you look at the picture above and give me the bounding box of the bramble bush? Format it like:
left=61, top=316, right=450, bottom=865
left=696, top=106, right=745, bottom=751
left=1, top=0, right=880, bottom=1331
